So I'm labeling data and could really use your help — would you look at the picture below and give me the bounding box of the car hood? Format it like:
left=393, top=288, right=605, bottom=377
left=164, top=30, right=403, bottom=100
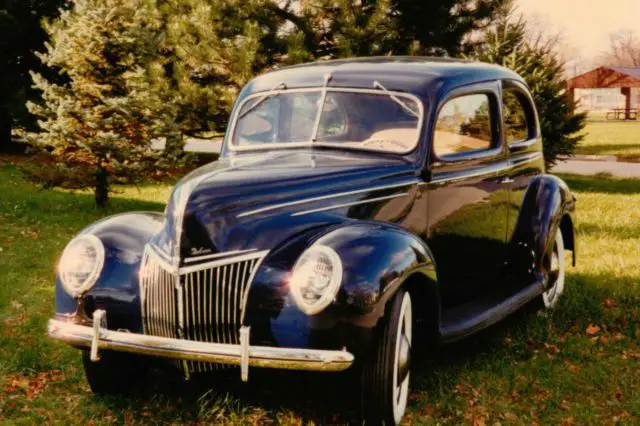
left=150, top=149, right=417, bottom=263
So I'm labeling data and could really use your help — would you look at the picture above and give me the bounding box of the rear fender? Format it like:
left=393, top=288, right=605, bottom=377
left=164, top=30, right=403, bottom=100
left=510, top=174, right=577, bottom=274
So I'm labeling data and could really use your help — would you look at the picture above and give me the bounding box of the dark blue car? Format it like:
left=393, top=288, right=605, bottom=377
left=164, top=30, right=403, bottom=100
left=49, top=57, right=576, bottom=425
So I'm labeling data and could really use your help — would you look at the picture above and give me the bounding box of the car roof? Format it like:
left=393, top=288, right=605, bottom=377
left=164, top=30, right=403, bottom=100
left=241, top=56, right=525, bottom=98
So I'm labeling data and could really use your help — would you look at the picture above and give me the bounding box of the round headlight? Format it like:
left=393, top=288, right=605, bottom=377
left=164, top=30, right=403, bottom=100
left=289, top=245, right=342, bottom=315
left=59, top=234, right=105, bottom=297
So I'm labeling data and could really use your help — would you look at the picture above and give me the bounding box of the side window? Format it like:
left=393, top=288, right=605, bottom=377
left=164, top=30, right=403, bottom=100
left=434, top=94, right=493, bottom=157
left=503, top=90, right=531, bottom=143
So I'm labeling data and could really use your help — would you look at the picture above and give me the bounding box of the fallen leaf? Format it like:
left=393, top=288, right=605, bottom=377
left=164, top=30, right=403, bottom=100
left=616, top=392, right=623, bottom=401
left=613, top=333, right=626, bottom=342
left=545, top=343, right=560, bottom=354
left=586, top=324, right=601, bottom=336
left=503, top=411, right=518, bottom=421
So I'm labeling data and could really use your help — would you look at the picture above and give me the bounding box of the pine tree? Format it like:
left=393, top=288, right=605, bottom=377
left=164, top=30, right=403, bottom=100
left=267, top=0, right=506, bottom=59
left=28, top=0, right=169, bottom=207
left=469, top=3, right=586, bottom=167
left=146, top=0, right=264, bottom=161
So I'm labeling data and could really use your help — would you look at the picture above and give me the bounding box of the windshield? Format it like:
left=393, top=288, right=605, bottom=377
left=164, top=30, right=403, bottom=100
left=230, top=89, right=422, bottom=153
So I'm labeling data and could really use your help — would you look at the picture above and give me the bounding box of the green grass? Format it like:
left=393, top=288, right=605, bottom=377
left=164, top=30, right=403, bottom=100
left=575, top=121, right=640, bottom=161
left=0, top=163, right=639, bottom=425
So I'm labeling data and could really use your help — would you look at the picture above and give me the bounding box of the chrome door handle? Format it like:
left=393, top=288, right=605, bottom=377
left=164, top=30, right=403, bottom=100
left=500, top=177, right=515, bottom=184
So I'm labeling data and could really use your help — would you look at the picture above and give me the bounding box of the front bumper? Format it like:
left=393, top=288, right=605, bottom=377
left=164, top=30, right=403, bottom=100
left=48, top=310, right=354, bottom=382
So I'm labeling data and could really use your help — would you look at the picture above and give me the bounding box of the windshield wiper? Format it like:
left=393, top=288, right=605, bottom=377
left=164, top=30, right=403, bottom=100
left=238, top=82, right=287, bottom=119
left=373, top=80, right=420, bottom=119
left=310, top=73, right=332, bottom=142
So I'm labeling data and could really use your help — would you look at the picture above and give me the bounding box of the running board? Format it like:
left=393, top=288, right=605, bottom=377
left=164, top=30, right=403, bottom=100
left=439, top=277, right=545, bottom=344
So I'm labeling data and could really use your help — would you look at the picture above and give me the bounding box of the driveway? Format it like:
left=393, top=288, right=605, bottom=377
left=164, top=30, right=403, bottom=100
left=151, top=139, right=640, bottom=178
left=552, top=159, right=640, bottom=178
left=151, top=138, right=222, bottom=153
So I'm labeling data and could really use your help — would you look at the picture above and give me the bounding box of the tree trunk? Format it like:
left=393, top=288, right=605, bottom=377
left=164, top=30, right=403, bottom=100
left=94, top=166, right=109, bottom=208
left=0, top=107, right=12, bottom=152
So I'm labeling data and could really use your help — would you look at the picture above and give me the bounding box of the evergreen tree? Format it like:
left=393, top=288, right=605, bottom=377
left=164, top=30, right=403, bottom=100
left=158, top=1, right=262, bottom=132
left=267, top=0, right=506, bottom=59
left=27, top=0, right=169, bottom=207
left=146, top=0, right=264, bottom=161
left=469, top=2, right=586, bottom=167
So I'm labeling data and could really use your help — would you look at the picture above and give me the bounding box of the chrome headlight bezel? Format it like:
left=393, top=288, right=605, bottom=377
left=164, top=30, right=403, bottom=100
left=289, top=245, right=343, bottom=315
left=58, top=234, right=105, bottom=297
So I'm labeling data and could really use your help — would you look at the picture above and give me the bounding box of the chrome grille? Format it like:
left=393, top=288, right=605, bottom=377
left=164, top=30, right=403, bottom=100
left=140, top=252, right=178, bottom=339
left=139, top=247, right=267, bottom=373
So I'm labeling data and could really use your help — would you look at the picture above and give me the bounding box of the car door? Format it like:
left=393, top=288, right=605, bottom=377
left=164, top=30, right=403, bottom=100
left=426, top=82, right=511, bottom=309
left=500, top=80, right=545, bottom=281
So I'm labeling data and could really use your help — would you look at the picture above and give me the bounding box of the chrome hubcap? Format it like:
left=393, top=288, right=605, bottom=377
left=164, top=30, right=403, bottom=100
left=546, top=249, right=560, bottom=296
left=397, top=334, right=411, bottom=383
left=543, top=233, right=565, bottom=308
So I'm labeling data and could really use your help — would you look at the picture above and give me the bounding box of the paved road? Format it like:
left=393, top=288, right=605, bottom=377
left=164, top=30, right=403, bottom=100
left=151, top=138, right=222, bottom=153
left=552, top=160, right=640, bottom=178
left=151, top=139, right=640, bottom=178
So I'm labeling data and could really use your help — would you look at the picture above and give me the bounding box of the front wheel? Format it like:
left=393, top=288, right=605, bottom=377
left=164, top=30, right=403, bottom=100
left=538, top=230, right=566, bottom=309
left=82, top=350, right=148, bottom=395
left=361, top=289, right=413, bottom=425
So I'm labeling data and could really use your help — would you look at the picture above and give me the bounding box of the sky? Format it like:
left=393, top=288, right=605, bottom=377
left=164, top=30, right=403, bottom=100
left=517, top=0, right=640, bottom=61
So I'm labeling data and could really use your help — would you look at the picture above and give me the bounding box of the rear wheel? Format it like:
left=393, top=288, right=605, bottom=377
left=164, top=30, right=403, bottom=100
left=82, top=350, right=148, bottom=395
left=361, top=289, right=413, bottom=425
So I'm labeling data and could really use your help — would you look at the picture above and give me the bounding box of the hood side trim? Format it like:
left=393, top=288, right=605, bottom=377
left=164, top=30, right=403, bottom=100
left=291, top=192, right=410, bottom=217
left=237, top=179, right=417, bottom=219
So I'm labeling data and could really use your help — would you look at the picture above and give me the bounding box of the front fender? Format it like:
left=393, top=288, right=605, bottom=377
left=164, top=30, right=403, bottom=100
left=245, top=221, right=438, bottom=357
left=55, top=212, right=164, bottom=331
left=319, top=222, right=438, bottom=319
left=511, top=174, right=577, bottom=273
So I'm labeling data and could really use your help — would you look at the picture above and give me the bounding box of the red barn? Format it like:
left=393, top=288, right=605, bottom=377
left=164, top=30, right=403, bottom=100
left=566, top=66, right=640, bottom=119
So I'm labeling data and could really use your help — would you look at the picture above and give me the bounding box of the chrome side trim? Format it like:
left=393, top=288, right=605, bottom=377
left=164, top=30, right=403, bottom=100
left=237, top=180, right=417, bottom=218
left=184, top=248, right=258, bottom=264
left=291, top=192, right=410, bottom=217
left=429, top=152, right=543, bottom=185
left=48, top=319, right=354, bottom=374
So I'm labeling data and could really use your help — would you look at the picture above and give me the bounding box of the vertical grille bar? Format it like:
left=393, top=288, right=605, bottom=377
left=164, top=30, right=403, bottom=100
left=140, top=248, right=267, bottom=374
left=141, top=250, right=179, bottom=340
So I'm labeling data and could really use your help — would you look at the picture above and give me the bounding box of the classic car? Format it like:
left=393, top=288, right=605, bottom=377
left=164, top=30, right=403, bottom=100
left=48, top=57, right=576, bottom=424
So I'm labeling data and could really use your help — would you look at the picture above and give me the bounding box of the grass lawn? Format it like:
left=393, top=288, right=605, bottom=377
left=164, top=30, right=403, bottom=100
left=1, top=160, right=639, bottom=425
left=575, top=121, right=640, bottom=161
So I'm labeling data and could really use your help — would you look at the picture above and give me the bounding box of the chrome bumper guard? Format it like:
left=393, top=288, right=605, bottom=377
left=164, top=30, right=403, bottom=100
left=47, top=310, right=354, bottom=382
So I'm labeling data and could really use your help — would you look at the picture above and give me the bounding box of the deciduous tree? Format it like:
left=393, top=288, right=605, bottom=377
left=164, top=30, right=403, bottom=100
left=469, top=2, right=586, bottom=167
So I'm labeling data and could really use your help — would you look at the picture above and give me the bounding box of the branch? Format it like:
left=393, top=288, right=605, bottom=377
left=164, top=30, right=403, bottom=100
left=264, top=2, right=318, bottom=55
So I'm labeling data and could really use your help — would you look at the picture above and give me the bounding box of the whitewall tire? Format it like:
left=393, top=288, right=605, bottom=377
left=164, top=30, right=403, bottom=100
left=361, top=289, right=413, bottom=425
